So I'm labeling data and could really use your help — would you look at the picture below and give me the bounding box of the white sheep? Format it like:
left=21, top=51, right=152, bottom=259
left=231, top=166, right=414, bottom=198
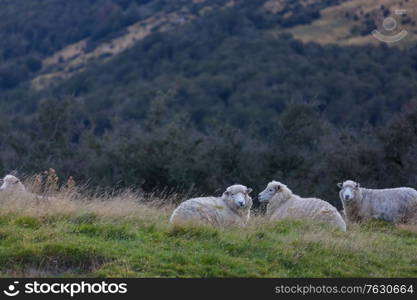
left=0, top=174, right=56, bottom=201
left=337, top=180, right=417, bottom=224
left=170, top=184, right=253, bottom=226
left=259, top=181, right=346, bottom=231
left=0, top=175, right=27, bottom=193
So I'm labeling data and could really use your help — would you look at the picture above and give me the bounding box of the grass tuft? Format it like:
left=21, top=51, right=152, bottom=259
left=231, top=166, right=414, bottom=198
left=74, top=224, right=136, bottom=241
left=15, top=216, right=42, bottom=229
left=167, top=225, right=220, bottom=239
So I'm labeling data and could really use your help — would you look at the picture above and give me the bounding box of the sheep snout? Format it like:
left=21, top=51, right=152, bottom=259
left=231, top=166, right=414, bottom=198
left=341, top=188, right=354, bottom=201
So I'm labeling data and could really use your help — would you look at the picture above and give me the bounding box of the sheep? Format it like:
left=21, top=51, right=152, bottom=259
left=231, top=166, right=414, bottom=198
left=0, top=174, right=56, bottom=201
left=259, top=181, right=346, bottom=231
left=170, top=184, right=253, bottom=227
left=337, top=180, right=417, bottom=224
left=0, top=175, right=27, bottom=193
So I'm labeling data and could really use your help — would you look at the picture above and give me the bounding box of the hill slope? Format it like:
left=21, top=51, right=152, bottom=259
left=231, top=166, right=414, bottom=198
left=1, top=0, right=417, bottom=207
left=0, top=189, right=416, bottom=277
left=4, top=0, right=417, bottom=92
left=274, top=0, right=417, bottom=47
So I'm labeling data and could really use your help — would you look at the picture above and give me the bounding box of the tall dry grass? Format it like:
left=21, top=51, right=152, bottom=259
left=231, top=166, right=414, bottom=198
left=0, top=170, right=179, bottom=222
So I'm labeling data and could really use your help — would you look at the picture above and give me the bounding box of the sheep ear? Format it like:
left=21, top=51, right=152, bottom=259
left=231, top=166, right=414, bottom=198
left=247, top=188, right=253, bottom=194
left=337, top=182, right=343, bottom=188
left=224, top=191, right=230, bottom=196
left=275, top=185, right=281, bottom=192
left=355, top=183, right=360, bottom=188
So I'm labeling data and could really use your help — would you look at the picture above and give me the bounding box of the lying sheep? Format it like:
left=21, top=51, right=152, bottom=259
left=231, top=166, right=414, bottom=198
left=170, top=184, right=253, bottom=227
left=0, top=174, right=56, bottom=201
left=0, top=175, right=27, bottom=193
left=259, top=181, right=346, bottom=231
left=337, top=180, right=417, bottom=224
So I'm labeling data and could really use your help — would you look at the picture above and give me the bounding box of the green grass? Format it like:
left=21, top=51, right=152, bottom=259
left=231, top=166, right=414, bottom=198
left=0, top=203, right=416, bottom=277
left=0, top=183, right=416, bottom=278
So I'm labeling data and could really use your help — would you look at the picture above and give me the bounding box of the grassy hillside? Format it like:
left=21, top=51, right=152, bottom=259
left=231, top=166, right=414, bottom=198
left=1, top=1, right=416, bottom=279
left=31, top=0, right=236, bottom=89
left=0, top=181, right=416, bottom=277
left=269, top=0, right=417, bottom=47
left=7, top=0, right=417, bottom=92
left=0, top=0, right=231, bottom=90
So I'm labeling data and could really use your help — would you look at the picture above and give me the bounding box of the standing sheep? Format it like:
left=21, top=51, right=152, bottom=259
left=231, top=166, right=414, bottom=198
left=337, top=180, right=417, bottom=224
left=170, top=184, right=253, bottom=227
left=259, top=181, right=346, bottom=231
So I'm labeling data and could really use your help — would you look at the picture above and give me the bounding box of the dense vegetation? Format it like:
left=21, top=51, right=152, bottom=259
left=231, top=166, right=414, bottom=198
left=0, top=0, right=417, bottom=208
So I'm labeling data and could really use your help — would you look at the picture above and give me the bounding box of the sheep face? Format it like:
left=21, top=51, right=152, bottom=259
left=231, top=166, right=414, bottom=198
left=259, top=181, right=291, bottom=203
left=0, top=175, right=26, bottom=193
left=222, top=184, right=253, bottom=209
left=338, top=180, right=360, bottom=202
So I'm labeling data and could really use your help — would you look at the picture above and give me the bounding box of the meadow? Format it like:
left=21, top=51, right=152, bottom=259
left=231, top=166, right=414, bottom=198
left=0, top=177, right=416, bottom=278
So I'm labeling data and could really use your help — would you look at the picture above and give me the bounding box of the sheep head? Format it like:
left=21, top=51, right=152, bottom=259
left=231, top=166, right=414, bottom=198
left=0, top=175, right=26, bottom=193
left=258, top=180, right=292, bottom=204
left=222, top=184, right=253, bottom=210
left=337, top=180, right=361, bottom=202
